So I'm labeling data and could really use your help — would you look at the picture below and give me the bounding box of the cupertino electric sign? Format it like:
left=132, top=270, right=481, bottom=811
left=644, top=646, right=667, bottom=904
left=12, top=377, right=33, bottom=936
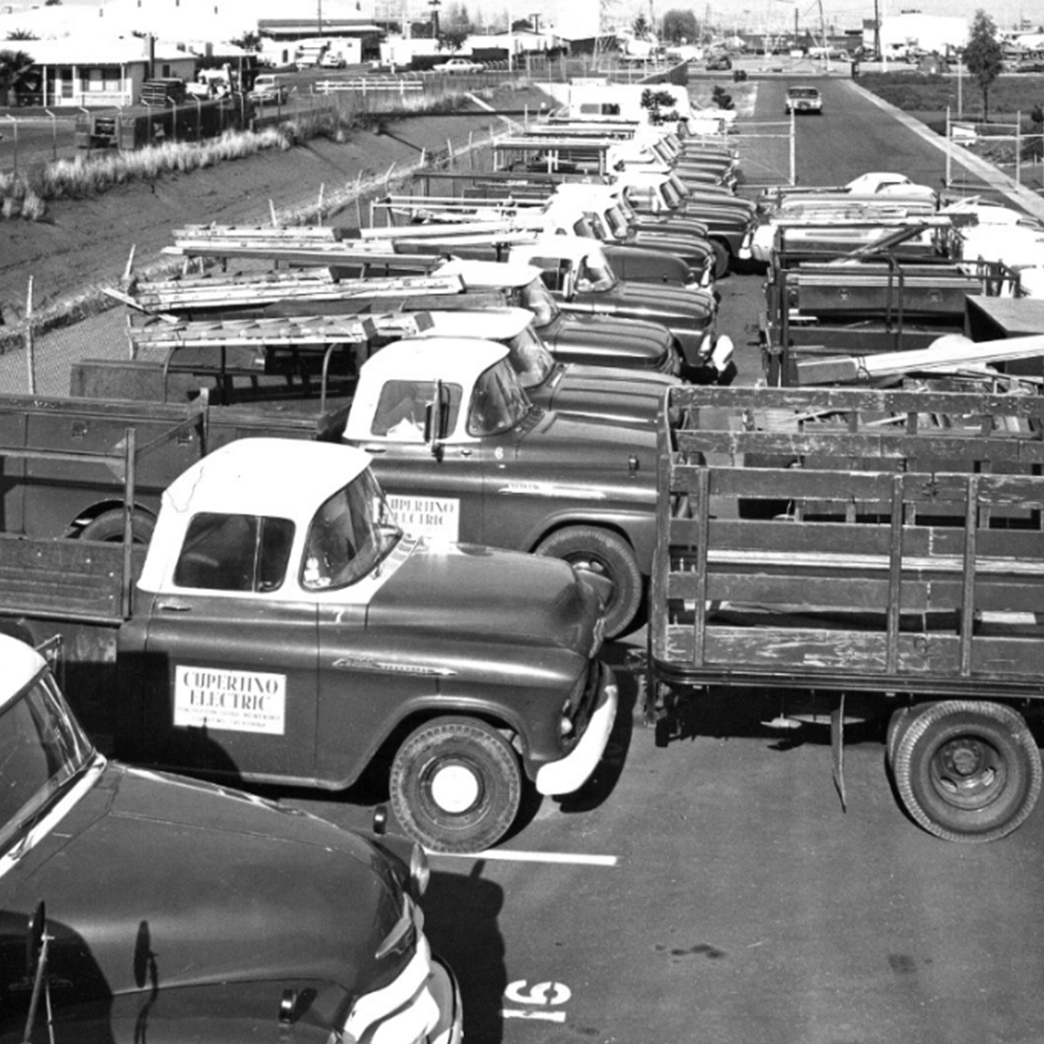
left=174, top=666, right=287, bottom=734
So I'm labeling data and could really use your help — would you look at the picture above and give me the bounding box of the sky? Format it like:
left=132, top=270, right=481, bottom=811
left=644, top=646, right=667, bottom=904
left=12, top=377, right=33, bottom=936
left=14, top=0, right=1037, bottom=35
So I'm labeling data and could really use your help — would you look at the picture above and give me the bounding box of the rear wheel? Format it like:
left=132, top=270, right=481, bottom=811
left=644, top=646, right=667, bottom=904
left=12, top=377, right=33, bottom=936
left=390, top=717, right=522, bottom=853
left=892, top=701, right=1042, bottom=842
left=534, top=525, right=643, bottom=637
left=79, top=508, right=155, bottom=543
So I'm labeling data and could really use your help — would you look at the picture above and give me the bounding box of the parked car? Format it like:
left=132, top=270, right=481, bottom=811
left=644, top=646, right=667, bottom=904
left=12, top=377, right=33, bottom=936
left=786, top=86, right=823, bottom=114
left=433, top=56, right=485, bottom=74
left=320, top=51, right=347, bottom=68
left=705, top=53, right=732, bottom=70
left=249, top=74, right=289, bottom=104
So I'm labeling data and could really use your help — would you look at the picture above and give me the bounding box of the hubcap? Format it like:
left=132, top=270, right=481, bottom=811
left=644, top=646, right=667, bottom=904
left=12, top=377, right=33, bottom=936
left=429, top=762, right=481, bottom=814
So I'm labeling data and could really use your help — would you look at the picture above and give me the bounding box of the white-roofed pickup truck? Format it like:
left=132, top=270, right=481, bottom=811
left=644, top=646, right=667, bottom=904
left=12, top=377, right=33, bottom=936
left=0, top=437, right=618, bottom=854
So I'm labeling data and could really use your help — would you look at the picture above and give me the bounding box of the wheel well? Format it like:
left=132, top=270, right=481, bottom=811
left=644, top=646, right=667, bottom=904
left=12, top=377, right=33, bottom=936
left=527, top=518, right=636, bottom=555
left=375, top=706, right=524, bottom=768
left=70, top=501, right=157, bottom=537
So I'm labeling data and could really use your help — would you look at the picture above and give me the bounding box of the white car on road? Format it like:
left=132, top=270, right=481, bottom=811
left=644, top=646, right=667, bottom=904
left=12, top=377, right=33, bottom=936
left=433, top=57, right=484, bottom=74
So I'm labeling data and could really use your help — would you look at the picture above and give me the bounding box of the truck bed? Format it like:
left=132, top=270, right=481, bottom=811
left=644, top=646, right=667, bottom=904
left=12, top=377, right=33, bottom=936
left=651, top=384, right=1044, bottom=699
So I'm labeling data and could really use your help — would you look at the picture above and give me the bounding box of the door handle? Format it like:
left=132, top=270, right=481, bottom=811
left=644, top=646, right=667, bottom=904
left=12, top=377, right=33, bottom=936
left=155, top=602, right=191, bottom=612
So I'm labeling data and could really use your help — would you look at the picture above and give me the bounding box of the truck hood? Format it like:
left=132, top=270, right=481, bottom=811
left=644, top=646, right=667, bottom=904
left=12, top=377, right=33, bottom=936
left=541, top=312, right=678, bottom=372
left=540, top=365, right=674, bottom=427
left=629, top=230, right=713, bottom=263
left=601, top=279, right=716, bottom=324
left=368, top=539, right=603, bottom=655
left=4, top=763, right=411, bottom=1002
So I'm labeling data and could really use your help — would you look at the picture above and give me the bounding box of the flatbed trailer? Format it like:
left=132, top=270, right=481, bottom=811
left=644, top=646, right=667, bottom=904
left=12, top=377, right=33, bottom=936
left=649, top=382, right=1044, bottom=842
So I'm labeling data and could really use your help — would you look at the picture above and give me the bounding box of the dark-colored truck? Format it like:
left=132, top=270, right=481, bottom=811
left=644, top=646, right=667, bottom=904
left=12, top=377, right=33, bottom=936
left=0, top=632, right=462, bottom=1044
left=649, top=382, right=1044, bottom=844
left=0, top=434, right=617, bottom=854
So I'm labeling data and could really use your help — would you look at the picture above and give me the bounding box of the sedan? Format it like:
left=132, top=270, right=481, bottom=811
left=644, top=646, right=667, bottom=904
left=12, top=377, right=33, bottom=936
left=433, top=57, right=484, bottom=74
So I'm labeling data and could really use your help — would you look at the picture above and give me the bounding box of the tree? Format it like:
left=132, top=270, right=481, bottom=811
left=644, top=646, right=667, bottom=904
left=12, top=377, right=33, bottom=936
left=964, top=8, right=1004, bottom=122
left=631, top=13, right=651, bottom=39
left=230, top=31, right=261, bottom=51
left=5, top=29, right=37, bottom=41
left=0, top=48, right=33, bottom=104
left=661, top=8, right=698, bottom=44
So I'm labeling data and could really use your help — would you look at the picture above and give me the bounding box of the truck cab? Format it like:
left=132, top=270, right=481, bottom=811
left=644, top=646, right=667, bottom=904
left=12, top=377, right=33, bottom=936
left=0, top=633, right=462, bottom=1043
left=343, top=337, right=661, bottom=635
left=386, top=305, right=681, bottom=427
left=504, top=238, right=732, bottom=381
left=118, top=437, right=617, bottom=851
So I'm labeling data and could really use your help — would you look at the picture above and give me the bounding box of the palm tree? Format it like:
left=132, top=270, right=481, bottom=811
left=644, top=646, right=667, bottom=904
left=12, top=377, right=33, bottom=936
left=0, top=49, right=34, bottom=105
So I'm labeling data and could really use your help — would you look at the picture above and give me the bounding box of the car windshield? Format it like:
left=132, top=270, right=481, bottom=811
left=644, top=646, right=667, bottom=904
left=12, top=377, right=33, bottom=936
left=0, top=671, right=93, bottom=853
left=789, top=88, right=819, bottom=98
left=302, top=470, right=402, bottom=590
left=507, top=323, right=555, bottom=388
left=468, top=359, right=531, bottom=435
left=517, top=277, right=560, bottom=327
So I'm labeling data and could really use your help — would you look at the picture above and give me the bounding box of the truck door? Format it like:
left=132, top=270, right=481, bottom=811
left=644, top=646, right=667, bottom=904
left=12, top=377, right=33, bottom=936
left=349, top=377, right=490, bottom=545
left=133, top=512, right=321, bottom=784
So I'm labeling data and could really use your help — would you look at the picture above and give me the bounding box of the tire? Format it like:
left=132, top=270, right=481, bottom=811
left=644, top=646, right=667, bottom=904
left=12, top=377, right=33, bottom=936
left=885, top=705, right=917, bottom=768
left=79, top=508, right=155, bottom=543
left=389, top=717, right=522, bottom=853
left=534, top=525, right=643, bottom=638
left=892, top=701, right=1042, bottom=842
left=710, top=239, right=730, bottom=279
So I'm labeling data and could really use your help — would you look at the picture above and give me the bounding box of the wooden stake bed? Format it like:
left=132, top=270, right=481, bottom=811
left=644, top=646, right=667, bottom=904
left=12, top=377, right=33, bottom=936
left=650, top=384, right=1044, bottom=697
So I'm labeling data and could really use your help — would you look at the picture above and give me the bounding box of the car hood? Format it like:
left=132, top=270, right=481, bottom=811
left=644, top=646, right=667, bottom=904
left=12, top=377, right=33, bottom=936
left=369, top=539, right=602, bottom=656
left=628, top=230, right=713, bottom=262
left=3, top=764, right=410, bottom=1002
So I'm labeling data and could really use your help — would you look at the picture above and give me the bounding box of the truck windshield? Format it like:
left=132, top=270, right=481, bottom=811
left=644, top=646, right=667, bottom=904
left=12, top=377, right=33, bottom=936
left=469, top=359, right=531, bottom=436
left=577, top=252, right=617, bottom=292
left=661, top=176, right=686, bottom=209
left=0, top=672, right=93, bottom=851
left=303, top=470, right=402, bottom=590
left=600, top=205, right=631, bottom=239
left=516, top=277, right=560, bottom=328
left=507, top=324, right=556, bottom=388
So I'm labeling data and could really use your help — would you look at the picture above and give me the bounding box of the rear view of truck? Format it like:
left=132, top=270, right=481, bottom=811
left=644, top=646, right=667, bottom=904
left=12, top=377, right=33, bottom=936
left=649, top=383, right=1044, bottom=842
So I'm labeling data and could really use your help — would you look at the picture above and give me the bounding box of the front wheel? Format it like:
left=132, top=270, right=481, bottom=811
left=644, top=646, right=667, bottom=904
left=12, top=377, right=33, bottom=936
left=390, top=717, right=522, bottom=853
left=710, top=240, right=730, bottom=279
left=892, top=701, right=1042, bottom=842
left=534, top=525, right=643, bottom=638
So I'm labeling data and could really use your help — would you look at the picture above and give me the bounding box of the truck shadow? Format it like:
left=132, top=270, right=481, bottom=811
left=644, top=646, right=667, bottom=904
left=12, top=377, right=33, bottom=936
left=423, top=864, right=508, bottom=1044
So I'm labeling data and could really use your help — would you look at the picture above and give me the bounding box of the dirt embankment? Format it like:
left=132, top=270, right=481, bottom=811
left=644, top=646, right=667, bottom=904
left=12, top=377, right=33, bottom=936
left=0, top=84, right=553, bottom=327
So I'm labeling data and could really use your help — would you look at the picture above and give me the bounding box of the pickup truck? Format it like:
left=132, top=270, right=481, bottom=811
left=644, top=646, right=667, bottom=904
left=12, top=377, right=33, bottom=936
left=649, top=382, right=1044, bottom=844
left=0, top=632, right=462, bottom=1043
left=350, top=228, right=727, bottom=379
left=378, top=305, right=681, bottom=428
left=161, top=230, right=686, bottom=376
left=0, top=437, right=617, bottom=854
left=374, top=190, right=717, bottom=288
